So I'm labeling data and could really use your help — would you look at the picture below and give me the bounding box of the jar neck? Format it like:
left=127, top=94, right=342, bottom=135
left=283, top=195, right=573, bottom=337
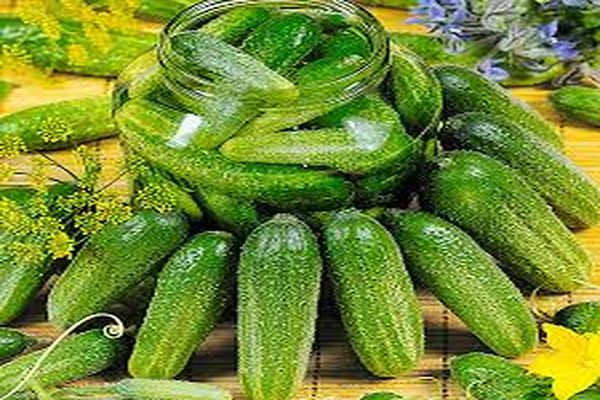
left=156, top=0, right=390, bottom=108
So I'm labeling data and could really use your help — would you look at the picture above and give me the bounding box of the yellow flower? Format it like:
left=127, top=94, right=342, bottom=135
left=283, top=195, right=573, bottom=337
left=48, top=231, right=74, bottom=259
left=38, top=116, right=73, bottom=144
left=0, top=133, right=27, bottom=157
left=67, top=44, right=89, bottom=66
left=528, top=323, right=600, bottom=400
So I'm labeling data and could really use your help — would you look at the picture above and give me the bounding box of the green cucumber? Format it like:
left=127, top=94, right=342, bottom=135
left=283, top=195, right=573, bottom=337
left=451, top=353, right=553, bottom=400
left=0, top=330, right=123, bottom=398
left=554, top=302, right=600, bottom=334
left=0, top=329, right=35, bottom=360
left=236, top=55, right=367, bottom=137
left=195, top=188, right=261, bottom=236
left=0, top=16, right=155, bottom=77
left=433, top=65, right=563, bottom=149
left=421, top=151, right=592, bottom=293
left=361, top=393, right=405, bottom=400
left=317, top=28, right=370, bottom=59
left=440, top=112, right=600, bottom=229
left=117, top=99, right=354, bottom=210
left=0, top=183, right=77, bottom=325
left=200, top=7, right=273, bottom=45
left=241, top=13, right=321, bottom=73
left=129, top=231, right=235, bottom=379
left=384, top=210, right=538, bottom=357
left=221, top=123, right=412, bottom=175
left=53, top=378, right=232, bottom=400
left=170, top=31, right=297, bottom=104
left=551, top=86, right=600, bottom=127
left=388, top=44, right=443, bottom=136
left=323, top=210, right=424, bottom=377
left=48, top=210, right=189, bottom=330
left=0, top=96, right=116, bottom=152
left=238, top=214, right=322, bottom=400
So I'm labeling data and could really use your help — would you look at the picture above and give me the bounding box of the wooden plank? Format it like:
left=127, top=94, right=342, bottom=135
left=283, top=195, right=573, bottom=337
left=2, top=5, right=600, bottom=400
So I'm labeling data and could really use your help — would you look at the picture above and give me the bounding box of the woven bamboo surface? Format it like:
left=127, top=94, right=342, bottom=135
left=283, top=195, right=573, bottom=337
left=1, top=3, right=600, bottom=399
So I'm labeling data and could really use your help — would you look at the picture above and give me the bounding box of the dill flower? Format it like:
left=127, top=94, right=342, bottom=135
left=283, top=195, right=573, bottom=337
left=133, top=182, right=177, bottom=214
left=38, top=116, right=73, bottom=144
left=0, top=134, right=27, bottom=158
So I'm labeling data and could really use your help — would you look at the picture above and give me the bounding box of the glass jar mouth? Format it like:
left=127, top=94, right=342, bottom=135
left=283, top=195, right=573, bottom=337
left=158, top=0, right=390, bottom=110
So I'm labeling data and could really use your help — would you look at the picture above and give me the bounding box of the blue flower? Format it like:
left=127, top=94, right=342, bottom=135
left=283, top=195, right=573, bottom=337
left=552, top=40, right=579, bottom=60
left=477, top=58, right=510, bottom=81
left=408, top=0, right=473, bottom=51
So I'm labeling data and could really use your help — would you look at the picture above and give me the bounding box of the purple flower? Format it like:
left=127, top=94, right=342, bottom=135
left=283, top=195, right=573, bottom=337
left=552, top=40, right=579, bottom=60
left=478, top=58, right=510, bottom=81
left=408, top=0, right=473, bottom=51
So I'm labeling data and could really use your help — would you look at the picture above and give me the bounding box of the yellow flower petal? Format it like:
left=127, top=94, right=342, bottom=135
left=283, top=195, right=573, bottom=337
left=543, top=323, right=586, bottom=354
left=552, top=369, right=599, bottom=400
left=586, top=333, right=600, bottom=371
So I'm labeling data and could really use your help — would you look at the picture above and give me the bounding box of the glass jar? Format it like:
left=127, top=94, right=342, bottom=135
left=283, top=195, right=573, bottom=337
left=114, top=0, right=422, bottom=215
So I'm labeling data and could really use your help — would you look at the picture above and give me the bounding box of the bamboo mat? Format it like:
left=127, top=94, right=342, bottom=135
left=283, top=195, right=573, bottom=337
left=2, top=4, right=600, bottom=400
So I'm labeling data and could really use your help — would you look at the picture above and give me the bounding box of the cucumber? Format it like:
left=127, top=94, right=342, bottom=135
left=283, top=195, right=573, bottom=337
left=0, top=330, right=124, bottom=397
left=0, top=96, right=116, bottom=152
left=129, top=231, right=235, bottom=379
left=221, top=123, right=412, bottom=175
left=316, top=28, right=371, bottom=59
left=169, top=31, right=297, bottom=104
left=0, top=183, right=76, bottom=325
left=0, top=16, right=155, bottom=77
left=238, top=214, right=322, bottom=400
left=195, top=188, right=261, bottom=236
left=323, top=210, right=424, bottom=377
left=554, top=302, right=600, bottom=334
left=551, top=86, right=600, bottom=127
left=421, top=151, right=592, bottom=293
left=0, top=329, right=35, bottom=360
left=450, top=353, right=553, bottom=400
left=384, top=210, right=538, bottom=357
left=388, top=44, right=443, bottom=136
left=236, top=55, right=368, bottom=137
left=117, top=99, right=354, bottom=210
left=361, top=393, right=405, bottom=400
left=199, top=7, right=273, bottom=45
left=53, top=378, right=232, bottom=400
left=48, top=210, right=189, bottom=330
left=241, top=13, right=321, bottom=73
left=433, top=65, right=563, bottom=149
left=440, top=112, right=600, bottom=229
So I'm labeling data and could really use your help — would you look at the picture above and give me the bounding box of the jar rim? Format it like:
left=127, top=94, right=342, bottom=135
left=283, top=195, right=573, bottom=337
left=158, top=0, right=390, bottom=110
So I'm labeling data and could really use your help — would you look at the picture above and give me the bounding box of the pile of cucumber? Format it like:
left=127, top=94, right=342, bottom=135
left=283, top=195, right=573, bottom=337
left=2, top=2, right=600, bottom=400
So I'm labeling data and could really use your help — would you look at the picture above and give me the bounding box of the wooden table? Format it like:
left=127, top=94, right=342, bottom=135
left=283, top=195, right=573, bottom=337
left=2, top=3, right=600, bottom=399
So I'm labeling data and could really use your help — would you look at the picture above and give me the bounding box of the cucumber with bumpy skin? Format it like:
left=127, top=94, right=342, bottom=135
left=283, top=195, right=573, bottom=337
left=53, top=378, right=232, bottom=400
left=238, top=214, right=322, bottom=400
left=241, top=13, right=321, bottom=73
left=440, top=112, right=600, bottom=229
left=389, top=44, right=443, bottom=136
left=550, top=85, right=600, bottom=127
left=0, top=330, right=124, bottom=398
left=0, top=329, right=35, bottom=360
left=129, top=232, right=235, bottom=379
left=323, top=210, right=424, bottom=377
left=421, top=151, right=592, bottom=293
left=200, top=7, right=273, bottom=45
left=0, top=96, right=116, bottom=152
left=554, top=302, right=600, bottom=334
left=384, top=210, right=538, bottom=357
left=48, top=210, right=189, bottom=330
left=118, top=99, right=354, bottom=210
left=433, top=65, right=563, bottom=149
